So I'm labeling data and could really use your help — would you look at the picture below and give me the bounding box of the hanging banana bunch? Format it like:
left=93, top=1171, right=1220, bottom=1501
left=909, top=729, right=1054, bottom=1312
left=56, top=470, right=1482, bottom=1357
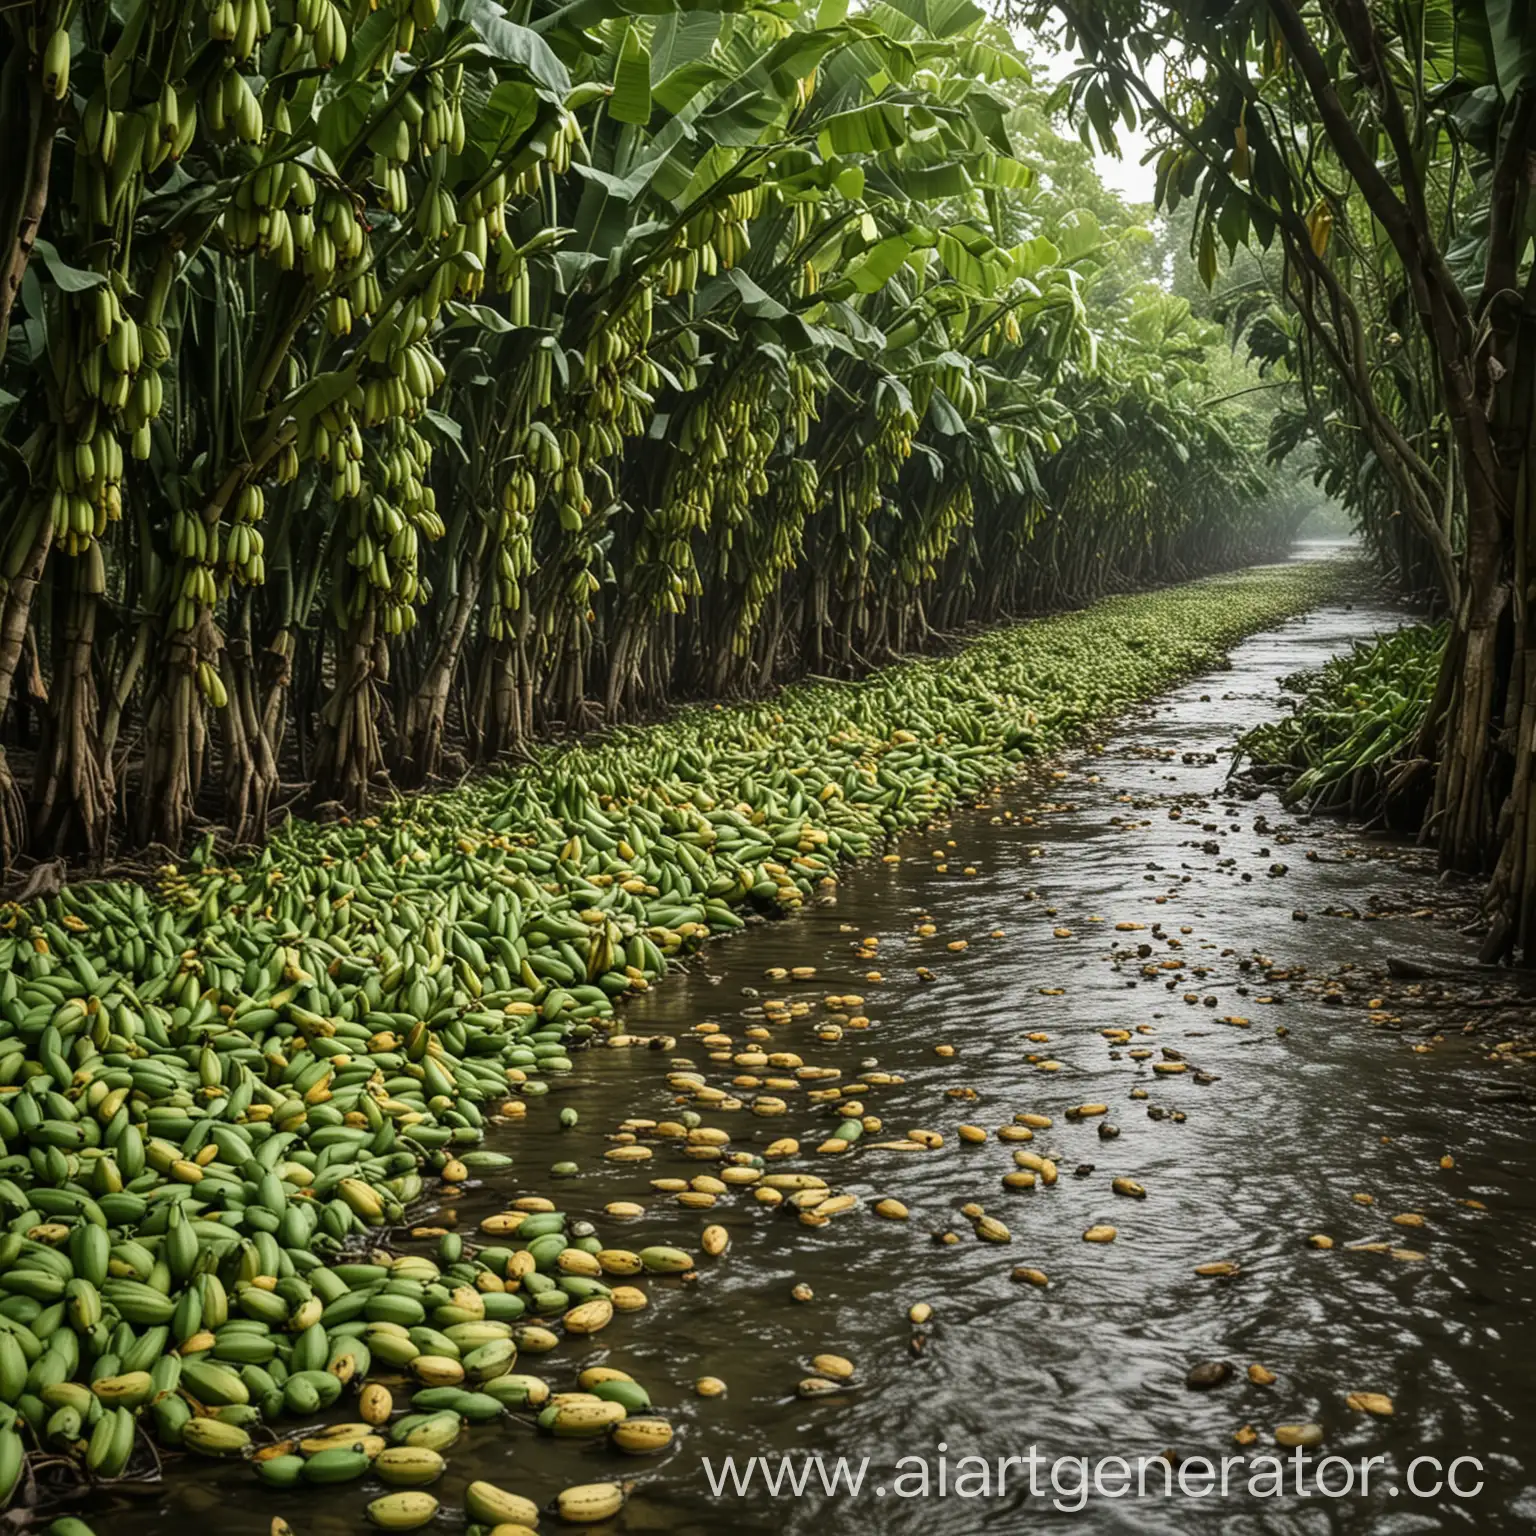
left=727, top=457, right=820, bottom=652
left=278, top=0, right=349, bottom=70
left=339, top=418, right=440, bottom=635
left=0, top=0, right=1314, bottom=856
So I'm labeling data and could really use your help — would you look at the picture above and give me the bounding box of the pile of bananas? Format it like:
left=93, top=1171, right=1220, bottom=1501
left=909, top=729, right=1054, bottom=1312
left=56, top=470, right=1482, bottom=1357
left=1235, top=621, right=1445, bottom=812
left=0, top=859, right=702, bottom=1510
left=0, top=562, right=1342, bottom=1518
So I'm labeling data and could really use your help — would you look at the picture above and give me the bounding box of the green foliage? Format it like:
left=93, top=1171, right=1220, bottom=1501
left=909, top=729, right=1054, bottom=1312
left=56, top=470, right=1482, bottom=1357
left=1236, top=623, right=1447, bottom=811
left=0, top=0, right=1302, bottom=865
left=1017, top=0, right=1536, bottom=602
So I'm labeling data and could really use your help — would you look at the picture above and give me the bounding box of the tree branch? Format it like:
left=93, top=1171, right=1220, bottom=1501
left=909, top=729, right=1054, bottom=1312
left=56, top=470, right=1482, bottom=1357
left=0, top=12, right=63, bottom=368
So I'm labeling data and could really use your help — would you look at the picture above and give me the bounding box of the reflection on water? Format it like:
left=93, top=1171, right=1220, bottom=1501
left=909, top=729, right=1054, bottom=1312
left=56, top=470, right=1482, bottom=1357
left=107, top=587, right=1536, bottom=1536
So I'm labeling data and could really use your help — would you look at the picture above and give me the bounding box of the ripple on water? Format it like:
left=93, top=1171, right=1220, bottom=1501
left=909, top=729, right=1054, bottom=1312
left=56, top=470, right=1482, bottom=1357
left=105, top=591, right=1536, bottom=1536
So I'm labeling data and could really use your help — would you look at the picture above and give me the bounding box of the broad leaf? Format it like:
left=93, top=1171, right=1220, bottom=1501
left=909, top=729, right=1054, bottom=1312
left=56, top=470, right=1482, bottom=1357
left=650, top=10, right=720, bottom=78
left=461, top=0, right=572, bottom=97
left=32, top=240, right=106, bottom=293
left=817, top=102, right=909, bottom=156
left=612, top=22, right=654, bottom=123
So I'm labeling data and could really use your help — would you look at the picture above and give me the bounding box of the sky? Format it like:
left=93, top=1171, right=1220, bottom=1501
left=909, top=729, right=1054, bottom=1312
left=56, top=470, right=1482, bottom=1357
left=1030, top=36, right=1162, bottom=205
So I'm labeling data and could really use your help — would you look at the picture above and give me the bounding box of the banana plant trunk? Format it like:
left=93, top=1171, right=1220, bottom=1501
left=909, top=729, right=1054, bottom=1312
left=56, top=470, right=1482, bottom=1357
left=314, top=604, right=389, bottom=814
left=135, top=614, right=214, bottom=851
left=29, top=561, right=111, bottom=861
left=399, top=554, right=482, bottom=785
left=220, top=599, right=280, bottom=846
left=0, top=509, right=51, bottom=867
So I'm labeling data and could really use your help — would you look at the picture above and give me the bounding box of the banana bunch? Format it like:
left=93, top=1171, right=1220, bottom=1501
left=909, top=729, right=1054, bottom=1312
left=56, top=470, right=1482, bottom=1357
left=672, top=393, right=720, bottom=464
left=66, top=325, right=136, bottom=424
left=711, top=216, right=750, bottom=269
left=357, top=339, right=445, bottom=431
left=520, top=420, right=563, bottom=475
left=490, top=542, right=535, bottom=634
left=171, top=508, right=215, bottom=564
left=660, top=244, right=705, bottom=297
left=75, top=85, right=195, bottom=228
left=449, top=173, right=511, bottom=300
left=545, top=110, right=582, bottom=175
left=341, top=421, right=440, bottom=633
left=728, top=185, right=768, bottom=223
left=579, top=298, right=654, bottom=434
left=208, top=0, right=272, bottom=61
left=526, top=345, right=555, bottom=414
left=555, top=460, right=587, bottom=533
left=121, top=367, right=165, bottom=457
left=203, top=65, right=265, bottom=144
left=730, top=457, right=819, bottom=648
left=578, top=418, right=624, bottom=462
left=326, top=292, right=354, bottom=337
left=169, top=558, right=220, bottom=631
left=326, top=266, right=383, bottom=337
left=463, top=173, right=509, bottom=242
left=785, top=356, right=824, bottom=447
left=223, top=485, right=267, bottom=586
left=280, top=0, right=349, bottom=69
left=386, top=0, right=442, bottom=56
left=826, top=440, right=894, bottom=573
left=221, top=157, right=320, bottom=269
left=196, top=658, right=230, bottom=708
left=500, top=466, right=538, bottom=530
left=899, top=480, right=973, bottom=583
left=673, top=200, right=749, bottom=273
left=494, top=471, right=537, bottom=618
left=446, top=213, right=489, bottom=299
left=418, top=63, right=465, bottom=156
left=497, top=245, right=532, bottom=323
left=270, top=436, right=299, bottom=482
left=933, top=360, right=983, bottom=419
left=358, top=346, right=442, bottom=429
left=77, top=94, right=121, bottom=182
left=303, top=190, right=364, bottom=286
left=683, top=205, right=718, bottom=250
left=414, top=179, right=459, bottom=245
left=581, top=286, right=652, bottom=385
left=294, top=387, right=367, bottom=510
left=644, top=366, right=780, bottom=614
left=371, top=117, right=413, bottom=215
left=486, top=579, right=524, bottom=642
left=47, top=422, right=125, bottom=555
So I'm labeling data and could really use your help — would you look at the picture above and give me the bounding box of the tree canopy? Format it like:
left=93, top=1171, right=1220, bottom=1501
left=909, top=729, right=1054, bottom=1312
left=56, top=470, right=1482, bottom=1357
left=1018, top=0, right=1536, bottom=958
left=0, top=0, right=1311, bottom=868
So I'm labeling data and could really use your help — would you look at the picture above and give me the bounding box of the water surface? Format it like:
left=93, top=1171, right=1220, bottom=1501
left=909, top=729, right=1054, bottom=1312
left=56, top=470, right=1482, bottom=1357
left=111, top=592, right=1536, bottom=1536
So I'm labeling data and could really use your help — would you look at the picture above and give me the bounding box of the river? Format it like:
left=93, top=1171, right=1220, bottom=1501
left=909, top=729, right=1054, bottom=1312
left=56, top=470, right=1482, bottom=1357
left=116, top=568, right=1536, bottom=1536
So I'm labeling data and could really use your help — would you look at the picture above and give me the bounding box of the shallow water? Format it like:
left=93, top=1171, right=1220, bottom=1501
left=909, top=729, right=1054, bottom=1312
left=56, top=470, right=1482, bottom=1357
left=107, top=579, right=1536, bottom=1536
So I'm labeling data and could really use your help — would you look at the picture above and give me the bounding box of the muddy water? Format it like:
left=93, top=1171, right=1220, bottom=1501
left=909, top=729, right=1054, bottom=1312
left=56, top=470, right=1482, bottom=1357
left=118, top=592, right=1536, bottom=1536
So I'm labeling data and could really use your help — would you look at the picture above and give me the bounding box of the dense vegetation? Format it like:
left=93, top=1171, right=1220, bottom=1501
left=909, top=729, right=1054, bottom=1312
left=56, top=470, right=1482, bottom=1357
left=1236, top=622, right=1446, bottom=819
left=1018, top=0, right=1535, bottom=957
left=0, top=0, right=1309, bottom=876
